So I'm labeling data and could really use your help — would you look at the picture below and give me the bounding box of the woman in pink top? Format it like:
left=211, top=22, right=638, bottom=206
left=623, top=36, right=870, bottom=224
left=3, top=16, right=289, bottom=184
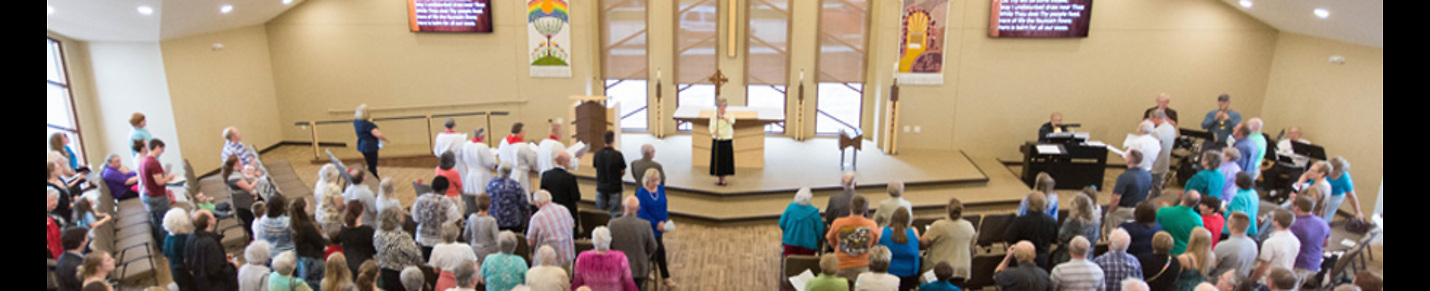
left=573, top=227, right=639, bottom=291
left=435, top=152, right=463, bottom=198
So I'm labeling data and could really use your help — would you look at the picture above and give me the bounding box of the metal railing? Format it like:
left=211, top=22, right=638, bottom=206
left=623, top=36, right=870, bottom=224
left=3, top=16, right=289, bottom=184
left=292, top=111, right=510, bottom=160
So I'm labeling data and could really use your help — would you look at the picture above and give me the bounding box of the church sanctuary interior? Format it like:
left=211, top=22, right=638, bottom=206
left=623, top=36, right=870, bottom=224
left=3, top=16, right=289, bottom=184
left=47, top=0, right=1382, bottom=290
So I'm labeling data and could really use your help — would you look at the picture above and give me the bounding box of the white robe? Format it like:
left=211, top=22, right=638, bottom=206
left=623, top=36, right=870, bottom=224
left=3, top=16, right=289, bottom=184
left=513, top=143, right=539, bottom=196
left=497, top=137, right=518, bottom=167
left=460, top=140, right=498, bottom=195
left=1123, top=134, right=1161, bottom=170
left=435, top=132, right=469, bottom=177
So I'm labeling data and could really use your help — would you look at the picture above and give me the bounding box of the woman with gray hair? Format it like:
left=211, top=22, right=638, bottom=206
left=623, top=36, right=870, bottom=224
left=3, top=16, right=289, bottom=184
left=100, top=153, right=140, bottom=201
left=375, top=178, right=401, bottom=223
left=780, top=187, right=825, bottom=257
left=1056, top=193, right=1101, bottom=264
left=353, top=104, right=389, bottom=179
left=856, top=245, right=900, bottom=290
left=1323, top=157, right=1365, bottom=221
left=526, top=246, right=570, bottom=291
left=375, top=207, right=424, bottom=291
left=269, top=251, right=313, bottom=291
left=315, top=164, right=347, bottom=235
left=239, top=240, right=273, bottom=291
left=162, top=208, right=196, bottom=291
left=573, top=227, right=639, bottom=290
left=487, top=163, right=532, bottom=232
left=481, top=231, right=530, bottom=291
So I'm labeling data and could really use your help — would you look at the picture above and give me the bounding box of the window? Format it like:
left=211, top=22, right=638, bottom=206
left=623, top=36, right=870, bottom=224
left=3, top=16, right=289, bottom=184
left=816, top=0, right=869, bottom=135
left=602, top=0, right=650, bottom=131
left=746, top=0, right=791, bottom=133
left=676, top=0, right=720, bottom=128
left=47, top=37, right=85, bottom=163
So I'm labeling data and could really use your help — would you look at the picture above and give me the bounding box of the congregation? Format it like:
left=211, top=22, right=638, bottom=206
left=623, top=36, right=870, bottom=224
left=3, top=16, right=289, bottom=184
left=47, top=94, right=1381, bottom=291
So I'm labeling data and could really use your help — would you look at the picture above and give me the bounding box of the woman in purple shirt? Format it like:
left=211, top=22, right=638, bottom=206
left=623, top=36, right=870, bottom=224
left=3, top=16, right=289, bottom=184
left=101, top=154, right=140, bottom=201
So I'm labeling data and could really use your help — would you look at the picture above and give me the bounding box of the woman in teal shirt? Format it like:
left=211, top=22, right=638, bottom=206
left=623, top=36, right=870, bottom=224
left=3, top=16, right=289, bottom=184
left=779, top=188, right=825, bottom=257
left=1325, top=157, right=1365, bottom=222
left=1184, top=151, right=1225, bottom=200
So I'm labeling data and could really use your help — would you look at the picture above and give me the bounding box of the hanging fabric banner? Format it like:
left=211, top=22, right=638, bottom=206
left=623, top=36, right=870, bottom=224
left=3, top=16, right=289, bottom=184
left=528, top=0, right=573, bottom=78
left=895, top=0, right=952, bottom=85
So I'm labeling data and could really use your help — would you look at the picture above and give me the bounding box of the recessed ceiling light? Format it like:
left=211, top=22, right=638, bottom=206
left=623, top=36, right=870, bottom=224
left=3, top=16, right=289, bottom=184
left=220, top=4, right=234, bottom=14
left=1239, top=0, right=1253, bottom=9
left=1314, top=8, right=1330, bottom=19
left=282, top=0, right=293, bottom=5
left=137, top=6, right=154, bottom=15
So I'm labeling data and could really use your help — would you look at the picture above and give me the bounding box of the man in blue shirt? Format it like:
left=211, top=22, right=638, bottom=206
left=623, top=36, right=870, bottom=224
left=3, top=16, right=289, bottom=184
left=1108, top=150, right=1152, bottom=229
left=1202, top=94, right=1242, bottom=147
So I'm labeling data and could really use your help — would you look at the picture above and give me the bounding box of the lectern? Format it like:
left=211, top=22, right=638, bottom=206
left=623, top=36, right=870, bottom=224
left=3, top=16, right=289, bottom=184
left=672, top=106, right=784, bottom=169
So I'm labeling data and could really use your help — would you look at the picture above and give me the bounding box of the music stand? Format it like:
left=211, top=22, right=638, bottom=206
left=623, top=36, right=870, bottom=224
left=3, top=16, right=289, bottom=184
left=1292, top=141, right=1327, bottom=161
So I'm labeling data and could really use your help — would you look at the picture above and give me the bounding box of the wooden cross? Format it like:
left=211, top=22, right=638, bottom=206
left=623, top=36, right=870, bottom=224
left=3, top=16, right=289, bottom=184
left=708, top=69, right=729, bottom=101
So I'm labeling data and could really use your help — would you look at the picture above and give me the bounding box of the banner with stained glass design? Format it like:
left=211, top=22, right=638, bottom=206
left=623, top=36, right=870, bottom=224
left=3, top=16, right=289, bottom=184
left=895, top=0, right=951, bottom=85
left=528, top=0, right=572, bottom=78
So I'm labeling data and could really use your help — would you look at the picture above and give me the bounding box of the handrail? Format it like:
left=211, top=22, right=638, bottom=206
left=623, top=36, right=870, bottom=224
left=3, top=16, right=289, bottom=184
left=293, top=111, right=511, bottom=127
left=47, top=123, right=79, bottom=133
left=292, top=111, right=512, bottom=160
left=325, top=100, right=527, bottom=115
left=816, top=110, right=860, bottom=134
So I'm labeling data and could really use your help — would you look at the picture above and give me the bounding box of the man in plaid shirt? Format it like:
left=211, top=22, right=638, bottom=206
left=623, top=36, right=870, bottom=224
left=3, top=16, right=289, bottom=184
left=1094, top=228, right=1144, bottom=291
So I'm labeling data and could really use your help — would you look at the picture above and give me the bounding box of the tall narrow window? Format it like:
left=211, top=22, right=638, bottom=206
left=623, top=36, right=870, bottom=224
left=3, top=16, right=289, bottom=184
left=47, top=37, right=85, bottom=163
left=676, top=0, right=720, bottom=117
left=816, top=0, right=869, bottom=135
left=602, top=0, right=650, bottom=131
left=746, top=0, right=791, bottom=133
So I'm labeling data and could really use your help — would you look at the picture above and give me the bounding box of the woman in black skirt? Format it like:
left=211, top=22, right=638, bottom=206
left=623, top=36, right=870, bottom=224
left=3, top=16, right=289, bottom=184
left=710, top=98, right=736, bottom=186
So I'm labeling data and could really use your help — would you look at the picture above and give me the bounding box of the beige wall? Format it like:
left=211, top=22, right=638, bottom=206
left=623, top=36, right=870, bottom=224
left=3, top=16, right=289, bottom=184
left=161, top=25, right=285, bottom=173
left=870, top=0, right=1280, bottom=160
left=82, top=41, right=188, bottom=176
left=1261, top=32, right=1383, bottom=216
left=266, top=0, right=600, bottom=157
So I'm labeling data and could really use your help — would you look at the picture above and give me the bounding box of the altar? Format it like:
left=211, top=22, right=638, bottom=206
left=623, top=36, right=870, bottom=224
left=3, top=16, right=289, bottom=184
left=672, top=106, right=784, bottom=169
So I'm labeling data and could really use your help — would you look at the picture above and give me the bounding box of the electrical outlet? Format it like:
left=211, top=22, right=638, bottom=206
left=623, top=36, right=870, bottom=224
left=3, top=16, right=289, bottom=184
left=914, top=126, right=922, bottom=133
left=903, top=126, right=912, bottom=133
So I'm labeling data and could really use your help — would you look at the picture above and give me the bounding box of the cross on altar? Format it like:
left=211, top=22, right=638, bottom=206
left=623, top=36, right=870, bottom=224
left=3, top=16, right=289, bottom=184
left=708, top=70, right=729, bottom=102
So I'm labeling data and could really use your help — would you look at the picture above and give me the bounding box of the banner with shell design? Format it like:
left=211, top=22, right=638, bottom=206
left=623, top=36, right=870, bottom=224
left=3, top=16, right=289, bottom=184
left=528, top=0, right=572, bottom=78
left=896, top=0, right=951, bottom=85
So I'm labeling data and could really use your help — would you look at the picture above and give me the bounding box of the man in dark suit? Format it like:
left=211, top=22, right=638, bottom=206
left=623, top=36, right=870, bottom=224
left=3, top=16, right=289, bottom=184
left=541, top=151, right=582, bottom=235
left=55, top=227, right=89, bottom=291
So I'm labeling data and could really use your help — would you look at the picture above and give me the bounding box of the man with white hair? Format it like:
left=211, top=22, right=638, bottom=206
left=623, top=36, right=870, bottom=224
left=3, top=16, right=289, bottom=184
left=526, top=190, right=576, bottom=266
left=995, top=241, right=1052, bottom=291
left=238, top=241, right=272, bottom=291
left=780, top=188, right=825, bottom=257
left=401, top=266, right=427, bottom=291
left=540, top=151, right=582, bottom=234
left=526, top=246, right=570, bottom=290
left=1144, top=94, right=1179, bottom=126
left=825, top=173, right=859, bottom=226
left=221, top=126, right=255, bottom=167
left=1150, top=110, right=1178, bottom=195
left=630, top=144, right=666, bottom=189
left=607, top=196, right=658, bottom=288
left=872, top=181, right=912, bottom=227
left=536, top=121, right=567, bottom=174
left=1122, top=279, right=1151, bottom=291
left=1051, top=236, right=1105, bottom=291
left=1124, top=121, right=1162, bottom=171
left=1246, top=118, right=1268, bottom=180
left=1094, top=229, right=1143, bottom=291
left=1275, top=127, right=1312, bottom=168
